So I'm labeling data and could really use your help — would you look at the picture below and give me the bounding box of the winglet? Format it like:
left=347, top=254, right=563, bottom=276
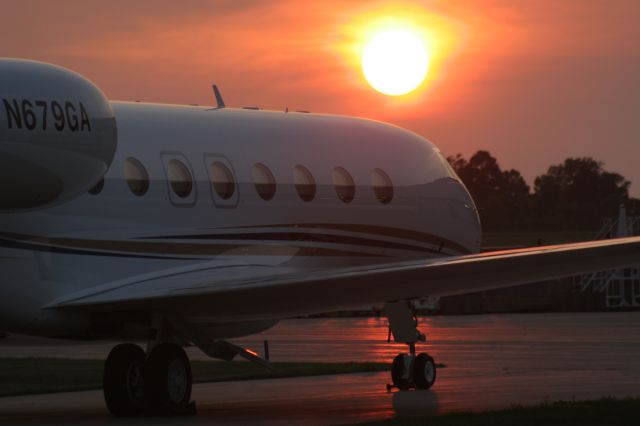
left=212, top=84, right=225, bottom=109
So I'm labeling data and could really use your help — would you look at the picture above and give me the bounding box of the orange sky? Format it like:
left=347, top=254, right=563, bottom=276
left=2, top=0, right=639, bottom=194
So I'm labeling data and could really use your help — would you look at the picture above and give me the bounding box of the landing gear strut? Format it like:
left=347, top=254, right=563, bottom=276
left=385, top=301, right=437, bottom=391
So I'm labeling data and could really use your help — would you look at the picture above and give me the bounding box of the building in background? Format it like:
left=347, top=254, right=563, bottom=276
left=576, top=205, right=640, bottom=309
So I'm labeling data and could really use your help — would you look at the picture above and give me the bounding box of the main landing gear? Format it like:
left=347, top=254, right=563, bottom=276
left=103, top=315, right=196, bottom=416
left=385, top=301, right=437, bottom=391
left=103, top=341, right=194, bottom=416
left=102, top=315, right=271, bottom=417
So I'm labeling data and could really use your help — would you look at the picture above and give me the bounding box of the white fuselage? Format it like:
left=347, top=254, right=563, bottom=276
left=0, top=101, right=480, bottom=338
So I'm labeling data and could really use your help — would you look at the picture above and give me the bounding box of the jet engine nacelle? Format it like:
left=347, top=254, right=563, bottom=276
left=0, top=58, right=117, bottom=210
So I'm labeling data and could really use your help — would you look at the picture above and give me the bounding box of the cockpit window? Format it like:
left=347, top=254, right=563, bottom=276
left=434, top=148, right=460, bottom=181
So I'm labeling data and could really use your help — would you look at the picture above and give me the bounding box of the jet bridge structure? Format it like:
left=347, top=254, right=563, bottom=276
left=577, top=205, right=640, bottom=308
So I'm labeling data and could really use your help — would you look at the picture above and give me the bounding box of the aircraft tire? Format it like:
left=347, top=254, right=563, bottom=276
left=103, top=343, right=146, bottom=417
left=413, top=353, right=436, bottom=389
left=144, top=342, right=193, bottom=414
left=391, top=353, right=410, bottom=389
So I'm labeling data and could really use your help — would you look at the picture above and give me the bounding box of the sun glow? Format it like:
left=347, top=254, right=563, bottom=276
left=361, top=30, right=429, bottom=96
left=336, top=5, right=467, bottom=108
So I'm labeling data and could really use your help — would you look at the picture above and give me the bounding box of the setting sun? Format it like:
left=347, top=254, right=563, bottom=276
left=361, top=30, right=430, bottom=96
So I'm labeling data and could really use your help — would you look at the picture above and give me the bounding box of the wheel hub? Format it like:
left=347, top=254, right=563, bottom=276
left=424, top=360, right=435, bottom=383
left=167, top=358, right=188, bottom=404
left=126, top=360, right=145, bottom=402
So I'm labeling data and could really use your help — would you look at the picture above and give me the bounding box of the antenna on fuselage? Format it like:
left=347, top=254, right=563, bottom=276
left=211, top=84, right=225, bottom=109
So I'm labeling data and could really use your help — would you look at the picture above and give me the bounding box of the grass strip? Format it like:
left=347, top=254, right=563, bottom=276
left=0, top=358, right=391, bottom=397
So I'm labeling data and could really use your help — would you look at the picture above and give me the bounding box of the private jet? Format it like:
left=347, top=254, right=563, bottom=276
left=1, top=58, right=639, bottom=416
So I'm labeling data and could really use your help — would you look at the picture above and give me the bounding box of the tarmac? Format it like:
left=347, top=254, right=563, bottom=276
left=1, top=312, right=640, bottom=424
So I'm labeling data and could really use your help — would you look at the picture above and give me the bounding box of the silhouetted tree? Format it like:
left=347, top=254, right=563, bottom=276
left=533, top=158, right=630, bottom=229
left=448, top=152, right=635, bottom=232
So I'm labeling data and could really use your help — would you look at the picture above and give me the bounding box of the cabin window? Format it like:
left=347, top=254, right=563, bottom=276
left=209, top=161, right=235, bottom=200
left=124, top=157, right=149, bottom=196
left=253, top=163, right=276, bottom=201
left=89, top=178, right=104, bottom=195
left=293, top=165, right=316, bottom=202
left=167, top=159, right=193, bottom=198
left=371, top=168, right=393, bottom=204
left=332, top=167, right=355, bottom=203
left=204, top=154, right=238, bottom=208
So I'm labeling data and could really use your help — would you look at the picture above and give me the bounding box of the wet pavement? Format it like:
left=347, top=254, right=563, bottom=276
left=1, top=312, right=640, bottom=424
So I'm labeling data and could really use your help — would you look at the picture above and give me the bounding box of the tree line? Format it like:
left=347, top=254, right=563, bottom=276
left=447, top=151, right=636, bottom=231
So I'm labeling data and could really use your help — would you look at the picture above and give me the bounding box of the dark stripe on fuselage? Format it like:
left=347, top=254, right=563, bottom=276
left=0, top=237, right=189, bottom=260
left=145, top=231, right=451, bottom=256
left=0, top=232, right=385, bottom=259
left=0, top=222, right=469, bottom=260
left=226, top=223, right=471, bottom=255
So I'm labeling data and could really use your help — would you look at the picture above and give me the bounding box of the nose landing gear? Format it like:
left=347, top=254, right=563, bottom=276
left=388, top=344, right=437, bottom=391
left=385, top=301, right=437, bottom=391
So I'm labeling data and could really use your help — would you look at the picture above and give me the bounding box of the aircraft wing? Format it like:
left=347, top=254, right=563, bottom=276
left=47, top=237, right=640, bottom=320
